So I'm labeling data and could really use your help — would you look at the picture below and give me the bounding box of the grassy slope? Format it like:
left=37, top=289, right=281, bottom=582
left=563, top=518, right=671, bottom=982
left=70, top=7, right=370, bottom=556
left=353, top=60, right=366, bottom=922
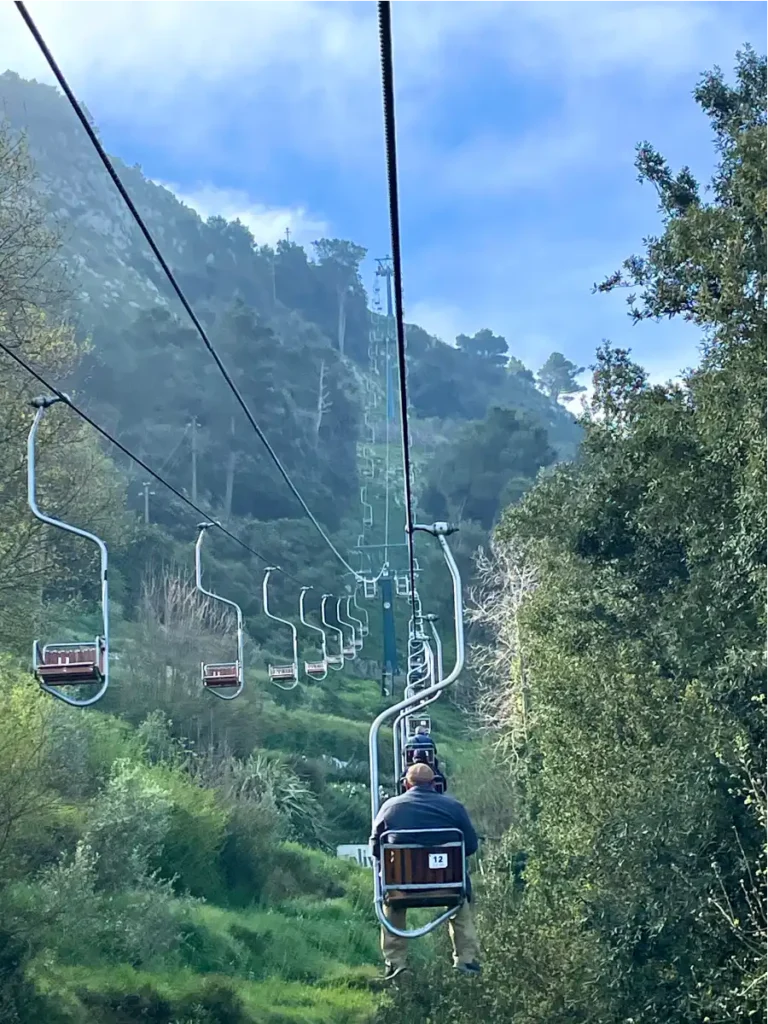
left=28, top=661, right=468, bottom=1024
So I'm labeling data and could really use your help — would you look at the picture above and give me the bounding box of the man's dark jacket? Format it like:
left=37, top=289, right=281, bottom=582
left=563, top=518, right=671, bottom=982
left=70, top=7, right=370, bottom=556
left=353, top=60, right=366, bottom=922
left=370, top=783, right=478, bottom=896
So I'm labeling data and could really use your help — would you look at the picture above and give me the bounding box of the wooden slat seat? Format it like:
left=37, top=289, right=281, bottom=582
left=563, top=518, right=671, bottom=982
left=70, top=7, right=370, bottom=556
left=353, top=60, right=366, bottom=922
left=35, top=641, right=105, bottom=686
left=203, top=662, right=240, bottom=688
left=380, top=828, right=465, bottom=910
left=269, top=664, right=296, bottom=680
left=305, top=661, right=326, bottom=675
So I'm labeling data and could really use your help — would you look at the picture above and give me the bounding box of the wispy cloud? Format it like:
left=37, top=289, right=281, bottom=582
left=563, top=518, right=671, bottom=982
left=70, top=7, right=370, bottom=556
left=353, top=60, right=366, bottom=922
left=155, top=181, right=329, bottom=248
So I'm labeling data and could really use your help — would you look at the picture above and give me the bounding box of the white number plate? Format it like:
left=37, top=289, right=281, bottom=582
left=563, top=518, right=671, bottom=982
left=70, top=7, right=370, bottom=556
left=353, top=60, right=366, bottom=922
left=428, top=853, right=448, bottom=869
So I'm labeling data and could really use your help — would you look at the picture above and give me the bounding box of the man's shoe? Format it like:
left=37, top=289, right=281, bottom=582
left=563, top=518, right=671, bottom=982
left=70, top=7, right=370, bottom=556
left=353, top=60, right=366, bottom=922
left=383, top=964, right=409, bottom=981
left=455, top=961, right=482, bottom=976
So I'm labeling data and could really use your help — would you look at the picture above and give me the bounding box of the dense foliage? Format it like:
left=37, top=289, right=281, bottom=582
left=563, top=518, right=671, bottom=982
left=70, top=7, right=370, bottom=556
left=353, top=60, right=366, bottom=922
left=379, top=46, right=766, bottom=1024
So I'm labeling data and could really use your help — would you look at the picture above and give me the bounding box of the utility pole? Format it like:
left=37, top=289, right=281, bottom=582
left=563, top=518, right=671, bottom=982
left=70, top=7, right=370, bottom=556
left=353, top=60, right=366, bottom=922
left=190, top=417, right=198, bottom=503
left=141, top=481, right=155, bottom=524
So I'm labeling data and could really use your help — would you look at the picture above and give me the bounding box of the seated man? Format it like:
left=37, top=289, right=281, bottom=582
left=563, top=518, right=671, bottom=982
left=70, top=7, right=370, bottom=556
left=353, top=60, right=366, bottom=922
left=370, top=762, right=481, bottom=980
left=399, top=748, right=447, bottom=792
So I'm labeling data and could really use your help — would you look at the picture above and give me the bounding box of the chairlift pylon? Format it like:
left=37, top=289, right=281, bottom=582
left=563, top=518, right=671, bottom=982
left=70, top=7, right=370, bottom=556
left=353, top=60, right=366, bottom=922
left=195, top=523, right=245, bottom=699
left=27, top=396, right=109, bottom=707
left=262, top=567, right=299, bottom=690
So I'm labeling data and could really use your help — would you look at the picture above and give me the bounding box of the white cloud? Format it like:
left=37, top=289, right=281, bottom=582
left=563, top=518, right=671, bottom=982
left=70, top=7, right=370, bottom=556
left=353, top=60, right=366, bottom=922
left=155, top=181, right=329, bottom=247
left=405, top=299, right=473, bottom=348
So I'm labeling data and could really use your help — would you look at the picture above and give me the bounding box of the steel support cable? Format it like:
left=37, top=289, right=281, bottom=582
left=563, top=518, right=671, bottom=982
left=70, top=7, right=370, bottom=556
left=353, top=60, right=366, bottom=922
left=0, top=339, right=314, bottom=586
left=377, top=1, right=418, bottom=622
left=15, top=0, right=359, bottom=581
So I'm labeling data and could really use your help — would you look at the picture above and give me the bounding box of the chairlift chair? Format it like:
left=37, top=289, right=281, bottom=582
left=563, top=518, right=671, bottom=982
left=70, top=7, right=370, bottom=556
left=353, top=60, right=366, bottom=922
left=336, top=597, right=358, bottom=658
left=379, top=827, right=466, bottom=915
left=321, top=595, right=346, bottom=670
left=352, top=587, right=370, bottom=636
left=195, top=523, right=245, bottom=699
left=361, top=487, right=374, bottom=528
left=27, top=397, right=109, bottom=707
left=345, top=596, right=365, bottom=651
left=369, top=522, right=467, bottom=939
left=263, top=568, right=299, bottom=690
left=363, top=577, right=377, bottom=600
left=299, top=586, right=328, bottom=682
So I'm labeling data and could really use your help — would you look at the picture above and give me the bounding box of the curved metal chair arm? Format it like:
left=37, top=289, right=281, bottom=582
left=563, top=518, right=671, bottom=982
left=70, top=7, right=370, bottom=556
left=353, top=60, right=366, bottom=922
left=336, top=597, right=358, bottom=660
left=263, top=567, right=299, bottom=690
left=299, top=586, right=328, bottom=681
left=321, top=594, right=345, bottom=670
left=196, top=524, right=244, bottom=700
left=28, top=397, right=109, bottom=707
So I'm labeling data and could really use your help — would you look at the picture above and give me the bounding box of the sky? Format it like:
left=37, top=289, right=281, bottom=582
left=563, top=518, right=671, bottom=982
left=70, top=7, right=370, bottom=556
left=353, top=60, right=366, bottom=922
left=1, top=0, right=765, bottom=405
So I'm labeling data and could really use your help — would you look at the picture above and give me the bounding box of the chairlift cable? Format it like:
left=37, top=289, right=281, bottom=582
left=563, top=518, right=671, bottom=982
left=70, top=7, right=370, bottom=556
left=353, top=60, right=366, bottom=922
left=0, top=338, right=311, bottom=585
left=15, top=0, right=359, bottom=581
left=377, top=1, right=418, bottom=620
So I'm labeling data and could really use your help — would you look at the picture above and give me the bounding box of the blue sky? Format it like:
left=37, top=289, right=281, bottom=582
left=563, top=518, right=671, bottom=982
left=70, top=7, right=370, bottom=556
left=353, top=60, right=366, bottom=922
left=1, top=1, right=765, bottom=404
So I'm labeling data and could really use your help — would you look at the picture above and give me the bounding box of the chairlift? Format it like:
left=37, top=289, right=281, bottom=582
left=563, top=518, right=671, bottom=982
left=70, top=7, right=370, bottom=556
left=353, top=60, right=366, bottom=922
left=321, top=595, right=345, bottom=670
left=423, top=613, right=444, bottom=688
left=352, top=587, right=370, bottom=636
left=262, top=567, right=299, bottom=690
left=344, top=596, right=365, bottom=651
left=361, top=487, right=374, bottom=528
left=195, top=523, right=245, bottom=699
left=394, top=573, right=411, bottom=598
left=336, top=597, right=358, bottom=658
left=299, top=586, right=327, bottom=681
left=369, top=522, right=467, bottom=938
left=363, top=577, right=377, bottom=600
left=27, top=396, right=109, bottom=707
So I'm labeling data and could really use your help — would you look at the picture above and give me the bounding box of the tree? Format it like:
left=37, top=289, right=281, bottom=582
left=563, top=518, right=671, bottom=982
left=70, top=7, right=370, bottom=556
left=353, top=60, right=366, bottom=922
left=536, top=351, right=586, bottom=401
left=456, top=328, right=509, bottom=366
left=423, top=406, right=554, bottom=530
left=312, top=238, right=367, bottom=355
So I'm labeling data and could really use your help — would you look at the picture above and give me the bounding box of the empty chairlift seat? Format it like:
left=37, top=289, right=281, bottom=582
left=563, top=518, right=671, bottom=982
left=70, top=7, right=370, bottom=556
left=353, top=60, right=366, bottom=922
left=379, top=827, right=466, bottom=910
left=269, top=663, right=297, bottom=683
left=305, top=661, right=326, bottom=678
left=34, top=639, right=105, bottom=687
left=202, top=661, right=241, bottom=689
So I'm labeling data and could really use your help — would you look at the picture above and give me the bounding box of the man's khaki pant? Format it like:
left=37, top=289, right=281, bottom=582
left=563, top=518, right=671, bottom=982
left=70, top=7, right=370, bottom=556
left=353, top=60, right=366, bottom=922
left=381, top=899, right=481, bottom=969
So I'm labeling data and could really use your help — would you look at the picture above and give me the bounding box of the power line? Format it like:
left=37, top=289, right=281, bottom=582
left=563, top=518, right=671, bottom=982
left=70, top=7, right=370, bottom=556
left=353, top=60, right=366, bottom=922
left=377, top=1, right=418, bottom=622
left=0, top=338, right=312, bottom=587
left=15, top=0, right=359, bottom=581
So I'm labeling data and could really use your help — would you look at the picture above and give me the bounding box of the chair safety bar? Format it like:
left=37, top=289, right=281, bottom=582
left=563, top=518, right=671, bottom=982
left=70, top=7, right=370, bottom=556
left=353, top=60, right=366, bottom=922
left=321, top=595, right=345, bottom=670
left=374, top=827, right=467, bottom=937
left=195, top=523, right=245, bottom=700
left=27, top=396, right=110, bottom=707
left=263, top=568, right=299, bottom=690
left=299, top=586, right=327, bottom=681
left=369, top=523, right=466, bottom=939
